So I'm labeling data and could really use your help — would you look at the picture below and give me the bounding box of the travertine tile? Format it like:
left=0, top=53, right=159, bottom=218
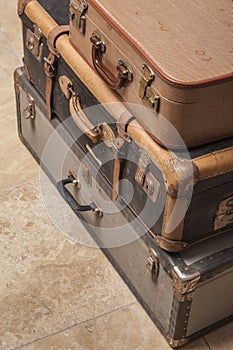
left=0, top=182, right=134, bottom=350
left=181, top=338, right=210, bottom=350
left=204, top=322, right=233, bottom=350
left=0, top=31, right=22, bottom=109
left=20, top=304, right=210, bottom=350
left=0, top=0, right=23, bottom=55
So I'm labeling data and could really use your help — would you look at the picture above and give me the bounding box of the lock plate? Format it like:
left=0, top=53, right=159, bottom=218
left=139, top=64, right=160, bottom=112
left=70, top=0, right=88, bottom=35
left=26, top=25, right=43, bottom=62
left=135, top=151, right=160, bottom=203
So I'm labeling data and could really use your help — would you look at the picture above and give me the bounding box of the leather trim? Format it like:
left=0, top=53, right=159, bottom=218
left=18, top=0, right=33, bottom=16
left=47, top=25, right=70, bottom=58
left=149, top=232, right=188, bottom=253
left=89, top=0, right=233, bottom=88
left=162, top=195, right=185, bottom=242
left=194, top=147, right=233, bottom=181
left=24, top=0, right=58, bottom=38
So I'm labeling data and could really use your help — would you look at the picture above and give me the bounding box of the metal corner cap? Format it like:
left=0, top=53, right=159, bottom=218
left=172, top=265, right=200, bottom=282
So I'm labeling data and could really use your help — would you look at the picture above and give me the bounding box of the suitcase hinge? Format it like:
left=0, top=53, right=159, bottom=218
left=26, top=24, right=43, bottom=62
left=70, top=1, right=88, bottom=35
left=135, top=150, right=160, bottom=203
left=139, top=64, right=160, bottom=112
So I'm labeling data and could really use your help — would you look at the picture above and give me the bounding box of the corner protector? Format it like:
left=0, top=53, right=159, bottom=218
left=14, top=68, right=23, bottom=93
left=167, top=336, right=188, bottom=348
left=166, top=159, right=199, bottom=198
left=172, top=265, right=201, bottom=295
left=18, top=0, right=33, bottom=16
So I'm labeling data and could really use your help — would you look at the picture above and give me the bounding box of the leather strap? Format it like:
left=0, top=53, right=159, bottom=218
left=118, top=110, right=135, bottom=141
left=44, top=52, right=56, bottom=119
left=112, top=157, right=122, bottom=201
left=44, top=25, right=70, bottom=118
left=47, top=25, right=69, bottom=58
left=111, top=138, right=126, bottom=201
left=111, top=111, right=135, bottom=201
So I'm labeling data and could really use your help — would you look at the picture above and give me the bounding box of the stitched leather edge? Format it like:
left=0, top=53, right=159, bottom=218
left=194, top=147, right=233, bottom=180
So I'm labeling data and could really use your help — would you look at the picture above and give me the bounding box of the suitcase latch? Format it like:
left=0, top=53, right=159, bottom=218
left=26, top=25, right=43, bottom=62
left=70, top=1, right=88, bottom=35
left=135, top=150, right=160, bottom=203
left=146, top=248, right=159, bottom=281
left=23, top=94, right=36, bottom=120
left=139, top=64, right=160, bottom=112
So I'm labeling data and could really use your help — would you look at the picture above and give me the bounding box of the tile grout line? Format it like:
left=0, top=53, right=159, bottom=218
left=203, top=337, right=212, bottom=350
left=0, top=178, right=39, bottom=193
left=13, top=301, right=137, bottom=350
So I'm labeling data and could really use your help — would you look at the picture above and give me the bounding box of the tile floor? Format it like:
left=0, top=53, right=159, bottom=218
left=0, top=1, right=232, bottom=349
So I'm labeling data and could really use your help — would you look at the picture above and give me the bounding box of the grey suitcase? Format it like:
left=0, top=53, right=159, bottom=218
left=15, top=66, right=233, bottom=348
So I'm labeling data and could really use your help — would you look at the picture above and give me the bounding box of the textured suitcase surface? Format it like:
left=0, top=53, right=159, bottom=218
left=18, top=1, right=233, bottom=252
left=15, top=66, right=233, bottom=348
left=69, top=0, right=233, bottom=148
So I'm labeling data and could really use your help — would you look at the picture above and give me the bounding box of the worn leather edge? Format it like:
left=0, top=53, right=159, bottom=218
left=47, top=25, right=70, bottom=57
left=161, top=195, right=185, bottom=242
left=149, top=231, right=188, bottom=253
left=18, top=0, right=34, bottom=16
left=194, top=147, right=233, bottom=181
left=88, top=0, right=233, bottom=88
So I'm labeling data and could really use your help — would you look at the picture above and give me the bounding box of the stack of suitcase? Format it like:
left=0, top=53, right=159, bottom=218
left=15, top=0, right=233, bottom=347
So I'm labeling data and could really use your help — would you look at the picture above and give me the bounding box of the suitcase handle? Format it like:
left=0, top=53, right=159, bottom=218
left=90, top=31, right=133, bottom=90
left=59, top=75, right=115, bottom=145
left=70, top=93, right=101, bottom=143
left=57, top=175, right=102, bottom=215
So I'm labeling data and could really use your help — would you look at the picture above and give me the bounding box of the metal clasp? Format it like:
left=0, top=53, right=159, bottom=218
left=26, top=24, right=43, bottom=62
left=23, top=94, right=36, bottom=120
left=135, top=150, right=160, bottom=203
left=139, top=64, right=160, bottom=112
left=70, top=1, right=88, bottom=35
left=146, top=248, right=159, bottom=281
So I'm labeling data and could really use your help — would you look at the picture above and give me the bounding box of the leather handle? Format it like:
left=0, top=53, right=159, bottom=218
left=90, top=31, right=132, bottom=90
left=59, top=75, right=117, bottom=145
left=70, top=93, right=101, bottom=143
left=57, top=175, right=96, bottom=212
left=59, top=75, right=101, bottom=143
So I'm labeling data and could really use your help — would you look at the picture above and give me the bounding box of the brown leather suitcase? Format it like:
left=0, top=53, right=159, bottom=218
left=18, top=0, right=233, bottom=252
left=69, top=0, right=233, bottom=149
left=15, top=66, right=233, bottom=348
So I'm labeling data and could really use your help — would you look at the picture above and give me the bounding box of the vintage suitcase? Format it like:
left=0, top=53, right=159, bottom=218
left=15, top=66, right=233, bottom=348
left=69, top=0, right=233, bottom=148
left=18, top=1, right=233, bottom=252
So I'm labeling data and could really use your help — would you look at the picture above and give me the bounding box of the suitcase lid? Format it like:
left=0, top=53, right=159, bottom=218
left=89, top=0, right=233, bottom=86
